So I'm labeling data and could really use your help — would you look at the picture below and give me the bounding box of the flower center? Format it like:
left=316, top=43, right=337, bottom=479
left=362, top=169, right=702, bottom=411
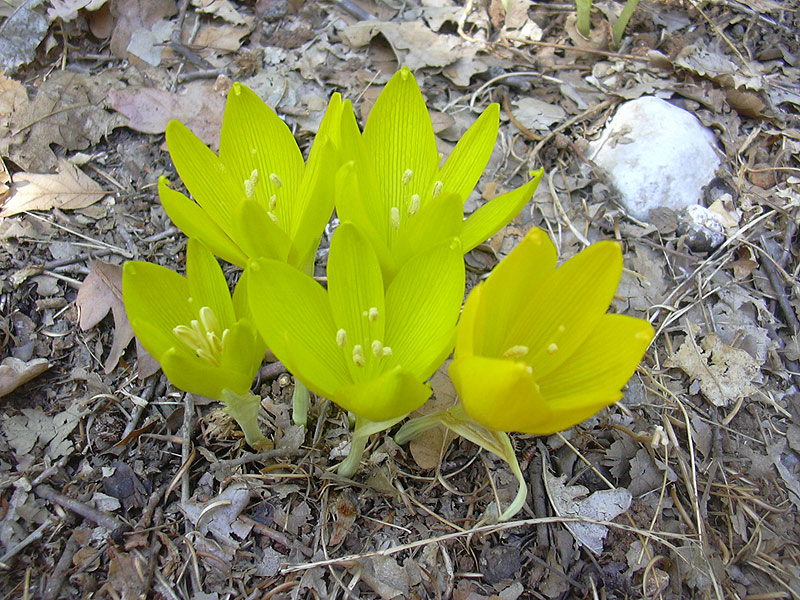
left=336, top=307, right=393, bottom=369
left=173, top=306, right=228, bottom=367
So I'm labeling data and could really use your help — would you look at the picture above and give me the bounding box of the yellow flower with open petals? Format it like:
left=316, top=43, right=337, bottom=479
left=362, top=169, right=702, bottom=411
left=396, top=228, right=653, bottom=520
left=451, top=228, right=653, bottom=433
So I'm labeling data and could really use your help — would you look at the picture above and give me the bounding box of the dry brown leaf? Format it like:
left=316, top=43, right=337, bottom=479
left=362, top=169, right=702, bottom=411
left=75, top=260, right=133, bottom=374
left=408, top=362, right=458, bottom=470
left=109, top=0, right=177, bottom=61
left=0, top=357, right=50, bottom=397
left=48, top=0, right=108, bottom=23
left=109, top=81, right=226, bottom=150
left=191, top=0, right=246, bottom=25
left=7, top=70, right=126, bottom=171
left=666, top=327, right=761, bottom=407
left=1, top=158, right=107, bottom=217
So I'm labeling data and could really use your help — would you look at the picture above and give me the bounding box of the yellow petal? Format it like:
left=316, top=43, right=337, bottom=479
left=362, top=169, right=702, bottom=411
left=510, top=240, right=623, bottom=379
left=475, top=228, right=557, bottom=356
left=333, top=366, right=431, bottom=422
left=537, top=313, right=653, bottom=420
left=454, top=282, right=484, bottom=359
left=449, top=355, right=552, bottom=432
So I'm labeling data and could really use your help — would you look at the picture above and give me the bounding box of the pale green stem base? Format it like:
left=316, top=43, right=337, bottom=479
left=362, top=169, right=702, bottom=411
left=220, top=389, right=267, bottom=449
left=292, top=380, right=310, bottom=427
left=575, top=0, right=593, bottom=38
left=611, top=0, right=640, bottom=48
left=396, top=404, right=527, bottom=522
left=337, top=414, right=406, bottom=478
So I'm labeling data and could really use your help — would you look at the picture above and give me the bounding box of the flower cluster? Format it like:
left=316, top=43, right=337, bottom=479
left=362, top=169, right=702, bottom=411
left=122, top=68, right=651, bottom=517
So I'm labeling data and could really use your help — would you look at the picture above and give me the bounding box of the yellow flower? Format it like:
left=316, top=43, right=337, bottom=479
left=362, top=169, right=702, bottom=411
left=450, top=228, right=653, bottom=433
left=396, top=228, right=653, bottom=520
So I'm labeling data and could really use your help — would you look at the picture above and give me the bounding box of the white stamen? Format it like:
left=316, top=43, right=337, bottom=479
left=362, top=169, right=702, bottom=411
left=503, top=345, right=529, bottom=359
left=269, top=173, right=282, bottom=189
left=408, top=194, right=420, bottom=216
left=371, top=340, right=383, bottom=357
left=382, top=346, right=393, bottom=357
left=199, top=306, right=220, bottom=336
left=401, top=169, right=413, bottom=185
left=352, top=344, right=365, bottom=367
left=368, top=307, right=379, bottom=322
left=336, top=329, right=347, bottom=347
left=432, top=180, right=443, bottom=198
left=390, top=207, right=401, bottom=230
left=268, top=211, right=279, bottom=224
left=268, top=195, right=277, bottom=211
left=547, top=343, right=558, bottom=354
left=558, top=325, right=566, bottom=333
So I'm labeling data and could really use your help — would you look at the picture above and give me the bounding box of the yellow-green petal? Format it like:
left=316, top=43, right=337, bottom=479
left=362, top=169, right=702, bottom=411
left=461, top=168, right=544, bottom=252
left=159, top=178, right=248, bottom=267
left=438, top=104, right=499, bottom=202
left=219, top=320, right=265, bottom=383
left=392, top=192, right=463, bottom=271
left=247, top=258, right=348, bottom=398
left=327, top=224, right=386, bottom=381
left=512, top=240, right=623, bottom=379
left=363, top=68, right=439, bottom=222
left=186, top=239, right=235, bottom=329
left=160, top=347, right=252, bottom=399
left=122, top=261, right=192, bottom=361
left=166, top=120, right=239, bottom=232
left=475, top=228, right=557, bottom=356
left=384, top=237, right=464, bottom=381
left=450, top=355, right=552, bottom=433
left=332, top=366, right=431, bottom=422
left=234, top=199, right=292, bottom=263
left=218, top=83, right=304, bottom=224
left=453, top=281, right=484, bottom=359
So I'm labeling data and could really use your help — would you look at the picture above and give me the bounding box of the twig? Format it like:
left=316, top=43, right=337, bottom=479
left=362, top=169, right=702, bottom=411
left=529, top=98, right=617, bottom=163
left=42, top=533, right=78, bottom=600
left=34, top=485, right=130, bottom=541
left=331, top=0, right=376, bottom=20
left=0, top=519, right=55, bottom=570
left=182, top=393, right=195, bottom=505
left=210, top=448, right=306, bottom=473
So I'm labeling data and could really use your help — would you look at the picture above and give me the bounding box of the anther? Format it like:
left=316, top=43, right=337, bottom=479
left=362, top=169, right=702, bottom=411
left=432, top=180, right=443, bottom=198
left=390, top=207, right=401, bottom=230
left=503, top=345, right=529, bottom=359
left=269, top=173, right=282, bottom=189
left=244, top=169, right=258, bottom=199
left=199, top=306, right=220, bottom=337
left=352, top=344, right=365, bottom=367
left=268, top=195, right=277, bottom=211
left=525, top=365, right=533, bottom=374
left=558, top=325, right=566, bottom=333
left=401, top=169, right=413, bottom=185
left=268, top=211, right=279, bottom=224
left=371, top=340, right=383, bottom=357
left=382, top=346, right=393, bottom=357
left=368, top=307, right=379, bottom=322
left=336, top=329, right=347, bottom=348
left=547, top=343, right=558, bottom=354
left=408, top=194, right=420, bottom=216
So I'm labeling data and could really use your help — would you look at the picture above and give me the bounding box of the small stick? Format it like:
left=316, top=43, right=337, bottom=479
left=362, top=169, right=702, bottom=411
left=34, top=485, right=129, bottom=540
left=42, top=533, right=78, bottom=600
left=211, top=448, right=305, bottom=473
left=0, top=519, right=54, bottom=569
left=182, top=393, right=195, bottom=505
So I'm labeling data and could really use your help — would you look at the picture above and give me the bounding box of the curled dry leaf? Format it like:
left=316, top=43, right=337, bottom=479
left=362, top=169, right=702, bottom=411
left=0, top=357, right=50, bottom=398
left=1, top=158, right=107, bottom=217
left=75, top=260, right=134, bottom=374
left=542, top=456, right=632, bottom=555
left=408, top=362, right=458, bottom=470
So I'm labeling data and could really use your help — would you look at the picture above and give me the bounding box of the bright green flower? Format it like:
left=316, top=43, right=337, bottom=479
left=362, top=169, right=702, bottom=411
left=396, top=228, right=653, bottom=520
left=160, top=83, right=350, bottom=271
left=337, top=67, right=543, bottom=281
left=123, top=239, right=267, bottom=447
left=247, top=222, right=465, bottom=476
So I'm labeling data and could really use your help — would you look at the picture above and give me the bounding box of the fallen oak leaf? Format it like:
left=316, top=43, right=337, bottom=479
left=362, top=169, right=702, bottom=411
left=1, top=158, right=107, bottom=217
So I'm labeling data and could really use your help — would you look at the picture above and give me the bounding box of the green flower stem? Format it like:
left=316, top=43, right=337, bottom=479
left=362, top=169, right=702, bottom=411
left=292, top=380, right=310, bottom=427
left=220, top=389, right=266, bottom=448
left=394, top=412, right=445, bottom=446
left=397, top=404, right=528, bottom=521
left=575, top=0, right=593, bottom=38
left=337, top=414, right=407, bottom=478
left=611, top=0, right=640, bottom=49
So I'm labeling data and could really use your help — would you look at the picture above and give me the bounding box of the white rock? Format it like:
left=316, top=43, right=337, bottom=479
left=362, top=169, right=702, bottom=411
left=678, top=204, right=726, bottom=251
left=588, top=96, right=721, bottom=221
